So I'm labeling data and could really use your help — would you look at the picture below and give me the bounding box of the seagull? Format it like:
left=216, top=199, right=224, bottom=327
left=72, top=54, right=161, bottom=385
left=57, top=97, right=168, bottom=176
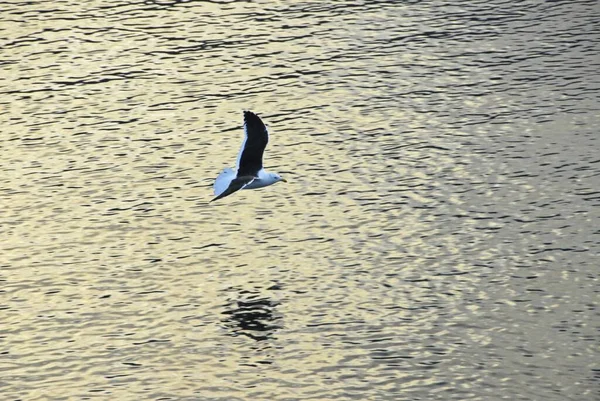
left=211, top=111, right=286, bottom=202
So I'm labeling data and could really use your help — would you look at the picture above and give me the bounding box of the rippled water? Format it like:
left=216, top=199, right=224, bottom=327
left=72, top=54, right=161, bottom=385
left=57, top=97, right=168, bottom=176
left=1, top=1, right=599, bottom=400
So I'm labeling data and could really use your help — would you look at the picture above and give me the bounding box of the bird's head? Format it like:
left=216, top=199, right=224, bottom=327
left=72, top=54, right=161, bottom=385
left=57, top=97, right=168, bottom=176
left=271, top=173, right=287, bottom=183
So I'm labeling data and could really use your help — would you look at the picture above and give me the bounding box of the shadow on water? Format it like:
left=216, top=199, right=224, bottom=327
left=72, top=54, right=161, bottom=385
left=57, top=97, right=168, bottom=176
left=221, top=287, right=282, bottom=342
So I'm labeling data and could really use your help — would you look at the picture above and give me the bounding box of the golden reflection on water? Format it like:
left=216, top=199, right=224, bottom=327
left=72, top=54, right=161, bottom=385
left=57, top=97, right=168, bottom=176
left=2, top=0, right=599, bottom=400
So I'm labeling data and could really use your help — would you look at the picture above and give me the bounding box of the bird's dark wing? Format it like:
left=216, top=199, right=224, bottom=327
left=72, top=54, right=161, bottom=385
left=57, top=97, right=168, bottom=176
left=210, top=176, right=255, bottom=203
left=236, top=111, right=269, bottom=177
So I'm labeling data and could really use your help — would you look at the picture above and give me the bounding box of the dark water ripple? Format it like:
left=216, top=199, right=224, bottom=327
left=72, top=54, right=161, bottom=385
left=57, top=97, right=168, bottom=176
left=1, top=0, right=598, bottom=400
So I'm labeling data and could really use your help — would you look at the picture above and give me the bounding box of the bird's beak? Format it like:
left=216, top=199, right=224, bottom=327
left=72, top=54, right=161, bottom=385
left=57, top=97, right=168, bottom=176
left=281, top=178, right=287, bottom=183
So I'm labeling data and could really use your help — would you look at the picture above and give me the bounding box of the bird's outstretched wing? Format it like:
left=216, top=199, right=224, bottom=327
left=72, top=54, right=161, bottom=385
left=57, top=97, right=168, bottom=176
left=210, top=176, right=255, bottom=202
left=236, top=111, right=269, bottom=177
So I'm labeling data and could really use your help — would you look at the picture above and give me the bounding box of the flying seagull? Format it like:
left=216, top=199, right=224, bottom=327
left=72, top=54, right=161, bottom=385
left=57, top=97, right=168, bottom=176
left=211, top=111, right=286, bottom=202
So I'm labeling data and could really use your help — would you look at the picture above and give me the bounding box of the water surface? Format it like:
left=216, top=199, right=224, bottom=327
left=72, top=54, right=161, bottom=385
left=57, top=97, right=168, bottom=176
left=1, top=1, right=598, bottom=400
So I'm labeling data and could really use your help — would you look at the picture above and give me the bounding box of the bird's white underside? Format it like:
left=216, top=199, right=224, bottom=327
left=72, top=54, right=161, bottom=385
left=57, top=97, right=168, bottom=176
left=213, top=167, right=279, bottom=196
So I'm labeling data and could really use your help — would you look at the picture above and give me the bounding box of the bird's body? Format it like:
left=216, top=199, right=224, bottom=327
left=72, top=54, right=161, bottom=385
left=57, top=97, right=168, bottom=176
left=211, top=111, right=285, bottom=202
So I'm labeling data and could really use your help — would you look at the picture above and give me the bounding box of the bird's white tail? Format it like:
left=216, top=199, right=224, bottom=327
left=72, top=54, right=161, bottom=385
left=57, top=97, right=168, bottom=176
left=213, top=168, right=235, bottom=196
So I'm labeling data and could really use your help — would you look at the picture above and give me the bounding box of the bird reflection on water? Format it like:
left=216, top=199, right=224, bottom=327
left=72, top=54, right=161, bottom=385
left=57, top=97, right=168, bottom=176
left=221, top=289, right=282, bottom=342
